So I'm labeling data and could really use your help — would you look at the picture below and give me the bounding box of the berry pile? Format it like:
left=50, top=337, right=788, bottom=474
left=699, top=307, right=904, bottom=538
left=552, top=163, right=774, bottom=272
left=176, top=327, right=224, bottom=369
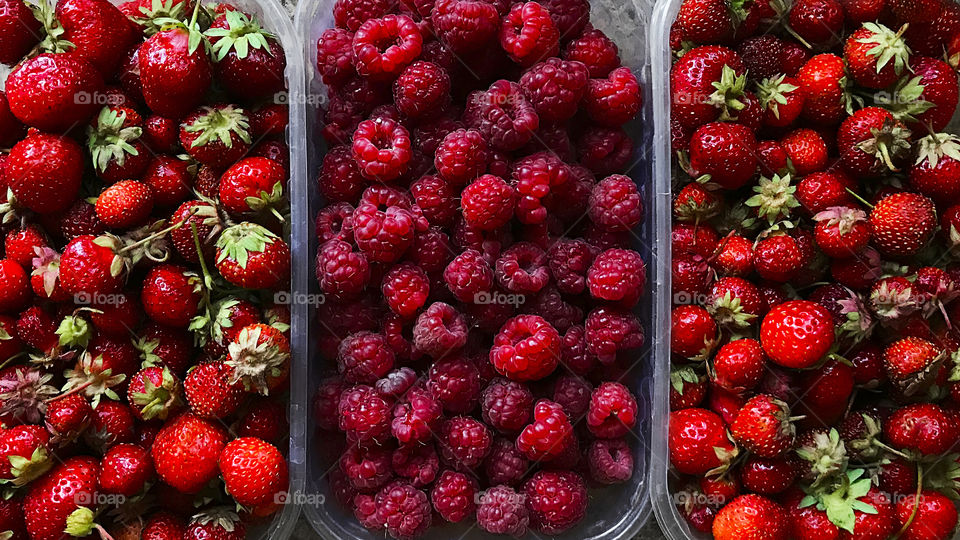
left=667, top=0, right=960, bottom=539
left=0, top=0, right=292, bottom=538
left=312, top=0, right=644, bottom=536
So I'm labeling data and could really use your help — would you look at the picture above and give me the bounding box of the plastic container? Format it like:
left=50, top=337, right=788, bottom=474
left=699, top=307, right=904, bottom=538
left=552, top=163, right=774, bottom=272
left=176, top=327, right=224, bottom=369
left=294, top=0, right=658, bottom=537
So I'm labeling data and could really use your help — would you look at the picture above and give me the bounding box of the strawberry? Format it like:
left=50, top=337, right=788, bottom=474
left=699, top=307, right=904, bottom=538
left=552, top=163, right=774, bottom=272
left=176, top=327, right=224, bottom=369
left=760, top=300, right=835, bottom=369
left=142, top=115, right=180, bottom=153
left=705, top=277, right=763, bottom=329
left=142, top=156, right=193, bottom=208
left=779, top=128, right=828, bottom=176
left=169, top=200, right=222, bottom=263
left=675, top=0, right=753, bottom=45
left=910, top=133, right=960, bottom=204
left=673, top=182, right=722, bottom=223
left=0, top=259, right=30, bottom=314
left=840, top=0, right=887, bottom=24
left=671, top=305, right=718, bottom=360
left=7, top=131, right=84, bottom=215
left=0, top=0, right=41, bottom=66
left=218, top=156, right=287, bottom=219
left=838, top=107, right=912, bottom=178
left=686, top=122, right=758, bottom=190
left=138, top=14, right=213, bottom=118
left=788, top=0, right=845, bottom=49
left=669, top=365, right=707, bottom=410
left=218, top=436, right=288, bottom=509
left=88, top=291, right=140, bottom=338
left=712, top=234, right=754, bottom=276
left=943, top=204, right=960, bottom=249
left=731, top=394, right=797, bottom=458
left=885, top=56, right=959, bottom=133
left=895, top=490, right=958, bottom=540
left=0, top=92, right=26, bottom=148
left=889, top=0, right=943, bottom=23
left=13, top=306, right=57, bottom=355
left=142, top=512, right=187, bottom=540
left=5, top=225, right=48, bottom=270
left=739, top=455, right=797, bottom=494
left=813, top=206, right=871, bottom=258
left=712, top=494, right=787, bottom=540
left=668, top=408, right=737, bottom=476
left=23, top=456, right=99, bottom=540
left=205, top=10, right=287, bottom=102
left=184, top=509, right=246, bottom=540
left=184, top=360, right=245, bottom=418
left=670, top=45, right=746, bottom=131
left=713, top=338, right=766, bottom=392
left=885, top=403, right=956, bottom=456
left=95, top=180, right=155, bottom=229
left=87, top=105, right=151, bottom=183
left=151, top=412, right=227, bottom=494
left=868, top=192, right=937, bottom=257
left=197, top=297, right=261, bottom=358
left=756, top=75, right=804, bottom=128
left=0, top=497, right=27, bottom=540
left=883, top=337, right=944, bottom=395
left=5, top=54, right=105, bottom=132
left=57, top=0, right=139, bottom=76
left=236, top=397, right=287, bottom=443
left=793, top=360, right=855, bottom=428
left=797, top=54, right=849, bottom=125
left=98, top=443, right=153, bottom=497
left=0, top=425, right=51, bottom=487
left=59, top=235, right=128, bottom=297
left=844, top=22, right=910, bottom=89
left=215, top=223, right=291, bottom=290
left=796, top=170, right=855, bottom=214
left=141, top=264, right=202, bottom=328
left=226, top=323, right=290, bottom=394
left=136, top=323, right=193, bottom=376
left=126, top=365, right=184, bottom=421
left=753, top=234, right=803, bottom=283
left=179, top=104, right=253, bottom=169
left=44, top=393, right=93, bottom=442
left=0, top=315, right=24, bottom=362
left=82, top=399, right=136, bottom=453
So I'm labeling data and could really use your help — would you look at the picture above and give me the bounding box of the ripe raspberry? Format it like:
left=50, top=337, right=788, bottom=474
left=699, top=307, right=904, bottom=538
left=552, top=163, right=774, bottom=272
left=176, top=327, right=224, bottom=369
left=315, top=202, right=355, bottom=243
left=318, top=145, right=366, bottom=204
left=499, top=2, right=560, bottom=66
left=413, top=116, right=462, bottom=155
left=519, top=57, right=589, bottom=123
left=374, top=368, right=417, bottom=400
left=391, top=386, right=442, bottom=445
left=461, top=174, right=516, bottom=231
left=588, top=438, right=634, bottom=484
left=392, top=442, right=440, bottom=488
left=352, top=117, right=412, bottom=182
left=338, top=332, right=396, bottom=384
left=430, top=470, right=478, bottom=523
left=334, top=0, right=394, bottom=31
left=578, top=126, right=633, bottom=176
left=584, top=307, right=644, bottom=364
left=381, top=263, right=430, bottom=319
left=589, top=174, right=643, bottom=232
left=353, top=493, right=382, bottom=530
left=409, top=175, right=456, bottom=228
left=316, top=239, right=371, bottom=300
left=483, top=437, right=530, bottom=486
left=517, top=399, right=574, bottom=460
left=434, top=129, right=489, bottom=186
left=563, top=27, right=621, bottom=77
left=375, top=480, right=432, bottom=540
left=338, top=385, right=392, bottom=443
left=409, top=228, right=454, bottom=274
left=465, top=80, right=540, bottom=151
left=443, top=249, right=494, bottom=303
left=494, top=242, right=549, bottom=294
left=584, top=66, right=641, bottom=126
left=530, top=287, right=583, bottom=333
left=524, top=470, right=587, bottom=534
left=560, top=324, right=598, bottom=375
left=547, top=238, right=597, bottom=295
left=587, top=382, right=637, bottom=438
left=340, top=444, right=394, bottom=492
left=452, top=218, right=511, bottom=264
left=431, top=0, right=501, bottom=54
left=313, top=377, right=346, bottom=431
left=322, top=94, right=365, bottom=145
left=587, top=248, right=646, bottom=308
left=477, top=485, right=530, bottom=536
left=439, top=416, right=492, bottom=470
left=511, top=152, right=570, bottom=224
left=544, top=166, right=594, bottom=224
left=427, top=354, right=482, bottom=414
left=481, top=378, right=534, bottom=433
left=316, top=28, right=355, bottom=86
left=352, top=15, right=422, bottom=79
left=353, top=199, right=416, bottom=263
left=552, top=373, right=593, bottom=419
left=490, top=315, right=560, bottom=381
left=540, top=0, right=589, bottom=37
left=413, top=302, right=469, bottom=358
left=393, top=61, right=451, bottom=119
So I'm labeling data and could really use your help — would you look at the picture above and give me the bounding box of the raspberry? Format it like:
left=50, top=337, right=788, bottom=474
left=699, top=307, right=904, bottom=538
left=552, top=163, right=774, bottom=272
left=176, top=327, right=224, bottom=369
left=499, top=2, right=560, bottom=66
left=523, top=471, right=587, bottom=534
left=392, top=442, right=440, bottom=487
left=393, top=61, right=451, bottom=119
left=412, top=116, right=462, bottom=155
left=322, top=95, right=365, bottom=145
left=544, top=168, right=594, bottom=224
left=461, top=174, right=516, bottom=231
left=434, top=128, right=489, bottom=186
left=540, top=0, right=589, bottom=38
left=375, top=480, right=432, bottom=540
left=528, top=288, right=580, bottom=334
left=584, top=66, right=642, bottom=126
left=339, top=385, right=392, bottom=443
left=400, top=0, right=435, bottom=19
left=577, top=126, right=633, bottom=176
left=589, top=174, right=643, bottom=232
left=330, top=469, right=357, bottom=508
left=317, top=28, right=356, bottom=86
left=563, top=27, right=621, bottom=77
left=352, top=15, right=423, bottom=79
left=587, top=381, right=637, bottom=439
left=523, top=124, right=576, bottom=160
left=489, top=315, right=560, bottom=382
left=413, top=302, right=469, bottom=358
left=560, top=324, right=598, bottom=375
left=587, top=438, right=633, bottom=484
left=443, top=249, right=494, bottom=303
left=352, top=117, right=412, bottom=182
left=315, top=378, right=346, bottom=431
left=584, top=307, right=644, bottom=364
left=483, top=438, right=530, bottom=486
left=464, top=300, right=517, bottom=334
left=391, top=387, right=441, bottom=445
left=737, top=35, right=784, bottom=81
left=430, top=470, right=478, bottom=523
left=587, top=248, right=647, bottom=308
left=552, top=373, right=593, bottom=419
left=340, top=444, right=394, bottom=492
left=547, top=238, right=597, bottom=295
left=477, top=485, right=530, bottom=536
left=353, top=493, right=382, bottom=530
left=453, top=219, right=511, bottom=264
left=318, top=145, right=366, bottom=204
left=353, top=199, right=416, bottom=263
left=511, top=152, right=570, bottom=224
left=516, top=399, right=574, bottom=461
left=376, top=368, right=418, bottom=400
left=426, top=354, right=482, bottom=414
left=316, top=239, right=371, bottom=300
left=381, top=263, right=430, bottom=319
left=494, top=242, right=549, bottom=294
left=481, top=377, right=534, bottom=432
left=439, top=416, right=492, bottom=470
left=409, top=175, right=456, bottom=228
left=339, top=332, right=396, bottom=384
left=315, top=202, right=355, bottom=243
left=518, top=58, right=589, bottom=123
left=431, top=0, right=501, bottom=54
left=465, top=80, right=540, bottom=151
left=334, top=0, right=395, bottom=31
left=361, top=184, right=414, bottom=209
left=408, top=228, right=453, bottom=274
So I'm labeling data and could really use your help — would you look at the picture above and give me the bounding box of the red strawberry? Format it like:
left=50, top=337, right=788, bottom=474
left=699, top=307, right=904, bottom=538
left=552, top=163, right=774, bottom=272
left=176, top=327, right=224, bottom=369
left=713, top=338, right=766, bottom=392
left=184, top=360, right=245, bottom=418
left=910, top=133, right=960, bottom=204
left=142, top=155, right=194, bottom=207
left=0, top=425, right=51, bottom=487
left=184, top=509, right=246, bottom=540
left=5, top=225, right=47, bottom=270
left=59, top=235, right=128, bottom=297
left=139, top=18, right=213, bottom=118
left=135, top=323, right=194, bottom=376
left=671, top=305, right=718, bottom=360
left=5, top=54, right=105, bottom=132
left=141, top=264, right=202, bottom=328
left=756, top=75, right=804, bottom=128
left=669, top=365, right=707, bottom=410
left=215, top=223, right=291, bottom=290
left=179, top=104, right=253, bottom=169
left=236, top=397, right=287, bottom=443
left=780, top=128, right=828, bottom=176
left=87, top=105, right=151, bottom=183
left=668, top=407, right=737, bottom=476
left=7, top=131, right=84, bottom=215
left=82, top=399, right=136, bottom=453
left=0, top=259, right=30, bottom=314
left=788, top=0, right=844, bottom=49
left=731, top=394, right=796, bottom=458
left=886, top=56, right=959, bottom=133
left=813, top=205, right=872, bottom=258
left=0, top=0, right=41, bottom=66
left=0, top=315, right=24, bottom=361
left=687, top=122, right=758, bottom=190
left=142, top=511, right=187, bottom=540
left=712, top=495, right=787, bottom=540
left=739, top=455, right=797, bottom=494
left=225, top=323, right=290, bottom=394
left=218, top=156, right=287, bottom=219
left=753, top=234, right=803, bottom=283
left=797, top=54, right=849, bottom=125
left=760, top=300, right=835, bottom=369
left=670, top=45, right=746, bottom=131
left=95, top=180, right=154, bottom=229
left=151, top=412, right=228, bottom=493
left=57, top=0, right=139, bottom=76
left=895, top=490, right=958, bottom=540
left=883, top=337, right=944, bottom=396
left=44, top=393, right=93, bottom=442
left=98, top=443, right=154, bottom=497
left=169, top=200, right=222, bottom=264
left=838, top=107, right=912, bottom=178
left=206, top=10, right=287, bottom=102
left=673, top=182, right=722, bottom=223
left=885, top=403, right=956, bottom=456
left=794, top=360, right=855, bottom=428
left=218, top=437, right=288, bottom=509
left=23, top=456, right=99, bottom=540
left=126, top=366, right=184, bottom=421
left=889, top=0, right=943, bottom=23
left=0, top=497, right=27, bottom=540
left=0, top=92, right=26, bottom=148
left=869, top=192, right=937, bottom=257
left=844, top=22, right=910, bottom=89
left=796, top=170, right=855, bottom=214
left=676, top=0, right=754, bottom=44
left=198, top=297, right=261, bottom=358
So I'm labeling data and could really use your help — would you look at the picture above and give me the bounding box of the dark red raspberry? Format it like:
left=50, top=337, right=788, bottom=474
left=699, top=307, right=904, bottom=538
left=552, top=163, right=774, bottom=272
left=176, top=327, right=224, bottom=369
left=427, top=354, right=482, bottom=414
left=552, top=373, right=593, bottom=419
left=318, top=297, right=384, bottom=358
left=334, top=0, right=395, bottom=31
left=487, top=149, right=512, bottom=177
left=431, top=0, right=501, bottom=54
left=589, top=174, right=643, bottom=232
left=547, top=238, right=596, bottom=295
left=383, top=313, right=419, bottom=363
left=413, top=116, right=462, bottom=155
left=322, top=95, right=365, bottom=145
left=409, top=175, right=457, bottom=228
left=375, top=480, right=433, bottom=540
left=318, top=145, right=366, bottom=204
left=461, top=174, right=516, bottom=231
left=516, top=399, right=574, bottom=461
left=587, top=438, right=633, bottom=484
left=400, top=0, right=435, bottom=19
left=381, top=263, right=430, bottom=319
left=430, top=470, right=478, bottom=523
left=481, top=377, right=534, bottom=433
left=434, top=128, right=489, bottom=186
left=587, top=381, right=637, bottom=439
left=577, top=126, right=633, bottom=176
left=340, top=444, right=394, bottom=493
left=539, top=0, right=589, bottom=38
left=314, top=377, right=347, bottom=431
left=338, top=332, right=396, bottom=384
left=439, top=416, right=492, bottom=470
left=544, top=166, right=594, bottom=224
left=352, top=117, right=412, bottom=182
left=338, top=384, right=392, bottom=443
left=530, top=287, right=583, bottom=333
left=518, top=57, right=589, bottom=123
left=737, top=35, right=784, bottom=81
left=317, top=239, right=371, bottom=300
left=490, top=314, right=560, bottom=381
left=523, top=123, right=576, bottom=160
left=523, top=471, right=587, bottom=534
left=316, top=202, right=355, bottom=243
left=584, top=66, right=641, bottom=126
left=587, top=248, right=647, bottom=308
left=465, top=80, right=540, bottom=151
left=339, top=74, right=392, bottom=113
left=494, top=242, right=549, bottom=294
left=353, top=493, right=382, bottom=530
left=584, top=307, right=644, bottom=365
left=376, top=367, right=418, bottom=399
left=353, top=199, right=416, bottom=263
left=352, top=15, right=422, bottom=79
left=511, top=151, right=571, bottom=224
left=563, top=27, right=620, bottom=77
left=360, top=184, right=414, bottom=208
left=393, top=61, right=451, bottom=119
left=409, top=228, right=454, bottom=275
left=330, top=469, right=357, bottom=508
left=391, top=386, right=442, bottom=445
left=499, top=2, right=560, bottom=66
left=413, top=302, right=469, bottom=358
left=452, top=219, right=511, bottom=264
left=443, top=249, right=494, bottom=303
left=483, top=438, right=530, bottom=486
left=464, top=300, right=517, bottom=334
left=392, top=442, right=440, bottom=487
left=477, top=485, right=530, bottom=536
left=317, top=28, right=356, bottom=86
left=560, top=325, right=598, bottom=376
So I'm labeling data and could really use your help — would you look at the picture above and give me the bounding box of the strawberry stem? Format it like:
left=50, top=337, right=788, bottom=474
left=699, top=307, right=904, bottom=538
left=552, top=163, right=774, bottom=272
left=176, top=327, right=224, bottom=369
left=190, top=222, right=216, bottom=291
left=45, top=380, right=94, bottom=403
left=117, top=220, right=186, bottom=255
left=845, top=188, right=875, bottom=210
left=0, top=352, right=26, bottom=371
left=891, top=465, right=924, bottom=540
left=96, top=524, right=116, bottom=540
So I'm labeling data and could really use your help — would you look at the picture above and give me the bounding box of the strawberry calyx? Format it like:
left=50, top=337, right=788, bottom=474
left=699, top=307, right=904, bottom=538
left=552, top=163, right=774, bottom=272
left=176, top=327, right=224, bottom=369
left=4, top=445, right=52, bottom=488
left=879, top=75, right=936, bottom=123
left=835, top=293, right=875, bottom=345
left=60, top=352, right=126, bottom=407
left=744, top=173, right=800, bottom=228
left=919, top=454, right=960, bottom=499
left=814, top=206, right=868, bottom=236
left=244, top=180, right=285, bottom=219
left=183, top=105, right=252, bottom=149
left=0, top=189, right=30, bottom=228
left=725, top=0, right=751, bottom=25
left=135, top=337, right=164, bottom=367
left=706, top=291, right=757, bottom=329
left=31, top=247, right=62, bottom=299
left=130, top=366, right=181, bottom=420
left=869, top=278, right=919, bottom=323
left=133, top=0, right=191, bottom=36
left=55, top=313, right=93, bottom=349
left=87, top=107, right=143, bottom=173
left=0, top=369, right=56, bottom=424
left=857, top=22, right=910, bottom=76
left=64, top=507, right=110, bottom=540
left=706, top=432, right=739, bottom=477
left=708, top=65, right=748, bottom=121
left=670, top=364, right=701, bottom=394
left=191, top=507, right=242, bottom=532
left=857, top=117, right=913, bottom=172
left=226, top=324, right=289, bottom=394
left=155, top=0, right=208, bottom=55
left=215, top=222, right=279, bottom=269
left=795, top=428, right=849, bottom=488
left=204, top=10, right=275, bottom=61
left=798, top=469, right=876, bottom=533
left=756, top=75, right=800, bottom=120
left=30, top=0, right=73, bottom=54
left=915, top=132, right=960, bottom=169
